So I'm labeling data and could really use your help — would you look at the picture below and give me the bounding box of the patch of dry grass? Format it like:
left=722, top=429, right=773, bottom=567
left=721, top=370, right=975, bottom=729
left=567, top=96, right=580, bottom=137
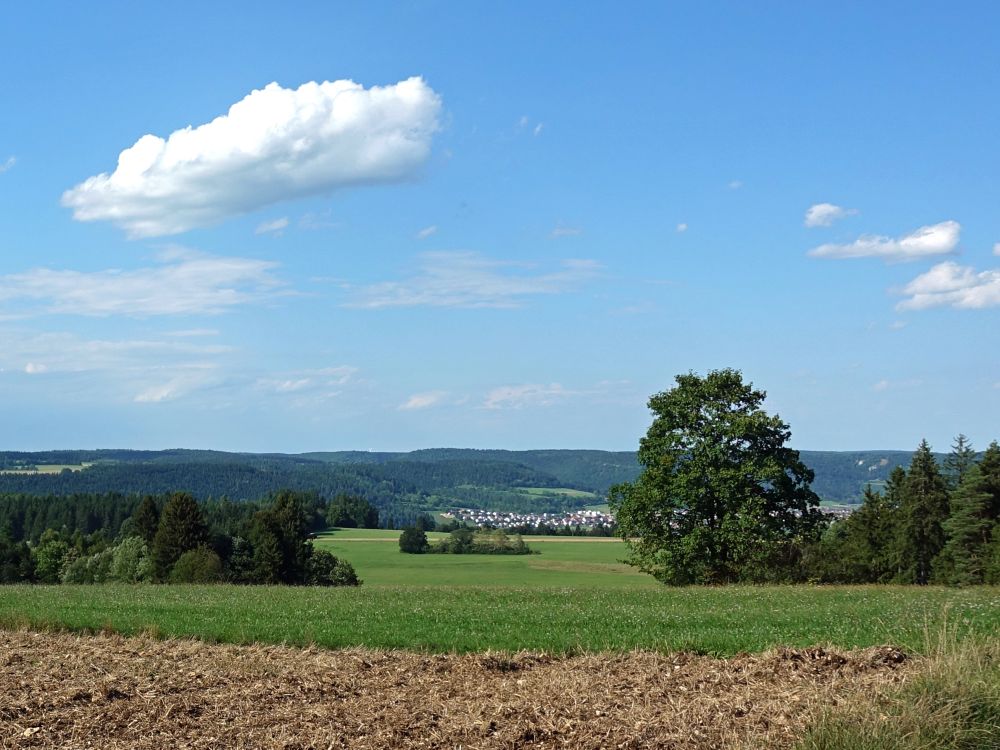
left=0, top=630, right=914, bottom=749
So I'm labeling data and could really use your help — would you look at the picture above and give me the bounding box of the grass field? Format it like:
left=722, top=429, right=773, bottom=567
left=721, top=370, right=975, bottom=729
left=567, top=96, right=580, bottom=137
left=0, top=584, right=995, bottom=655
left=313, top=529, right=644, bottom=587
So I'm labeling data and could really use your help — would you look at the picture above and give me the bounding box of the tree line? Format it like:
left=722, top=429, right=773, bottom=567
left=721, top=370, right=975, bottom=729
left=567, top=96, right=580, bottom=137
left=0, top=490, right=381, bottom=586
left=613, top=369, right=1000, bottom=586
left=808, top=435, right=1000, bottom=585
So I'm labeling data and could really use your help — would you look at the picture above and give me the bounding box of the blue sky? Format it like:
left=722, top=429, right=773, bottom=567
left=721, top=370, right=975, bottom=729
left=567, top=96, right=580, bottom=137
left=1, top=2, right=998, bottom=453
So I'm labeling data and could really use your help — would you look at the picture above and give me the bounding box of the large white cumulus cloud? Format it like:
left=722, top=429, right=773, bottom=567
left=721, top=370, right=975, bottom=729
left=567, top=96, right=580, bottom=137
left=62, top=77, right=441, bottom=237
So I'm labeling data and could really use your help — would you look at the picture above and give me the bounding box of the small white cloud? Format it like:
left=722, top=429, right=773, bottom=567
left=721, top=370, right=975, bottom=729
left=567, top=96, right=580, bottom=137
left=809, top=220, right=960, bottom=262
left=416, top=225, right=438, bottom=240
left=889, top=320, right=907, bottom=330
left=399, top=390, right=448, bottom=410
left=728, top=180, right=742, bottom=190
left=517, top=115, right=530, bottom=129
left=896, top=260, right=1000, bottom=310
left=0, top=156, right=15, bottom=173
left=484, top=383, right=570, bottom=410
left=804, top=203, right=858, bottom=228
left=676, top=223, right=688, bottom=233
left=24, top=362, right=47, bottom=374
left=346, top=252, right=600, bottom=309
left=872, top=378, right=921, bottom=392
left=255, top=217, right=289, bottom=235
left=550, top=224, right=582, bottom=238
left=62, top=77, right=442, bottom=238
left=533, top=123, right=544, bottom=137
left=994, top=242, right=1000, bottom=256
left=0, top=248, right=285, bottom=317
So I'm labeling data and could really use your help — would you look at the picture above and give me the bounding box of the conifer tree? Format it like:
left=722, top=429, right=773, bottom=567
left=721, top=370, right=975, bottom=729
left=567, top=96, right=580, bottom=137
left=151, top=493, right=209, bottom=582
left=944, top=434, right=978, bottom=491
left=938, top=466, right=993, bottom=584
left=132, top=496, right=160, bottom=544
left=896, top=440, right=950, bottom=584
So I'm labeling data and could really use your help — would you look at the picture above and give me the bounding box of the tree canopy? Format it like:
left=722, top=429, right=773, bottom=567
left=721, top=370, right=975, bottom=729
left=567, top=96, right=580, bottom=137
left=610, top=369, right=823, bottom=584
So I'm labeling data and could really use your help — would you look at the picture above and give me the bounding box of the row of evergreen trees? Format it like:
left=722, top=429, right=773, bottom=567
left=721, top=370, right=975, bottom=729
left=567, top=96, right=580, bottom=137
left=810, top=436, right=1000, bottom=584
left=0, top=490, right=363, bottom=586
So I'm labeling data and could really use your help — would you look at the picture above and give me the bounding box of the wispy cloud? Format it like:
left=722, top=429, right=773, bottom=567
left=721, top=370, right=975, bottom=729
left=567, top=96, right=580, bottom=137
left=676, top=223, right=688, bottom=233
left=399, top=390, right=448, bottom=410
left=483, top=383, right=572, bottom=410
left=994, top=242, right=1000, bottom=256
left=0, top=248, right=285, bottom=317
left=254, top=365, right=359, bottom=407
left=0, top=156, right=15, bottom=173
left=896, top=260, right=1000, bottom=310
left=804, top=202, right=858, bottom=228
left=809, top=220, right=960, bottom=261
left=345, top=252, right=600, bottom=309
left=255, top=217, right=289, bottom=236
left=62, top=77, right=441, bottom=238
left=728, top=179, right=742, bottom=190
left=1, top=329, right=233, bottom=404
left=416, top=225, right=438, bottom=240
left=550, top=224, right=582, bottom=238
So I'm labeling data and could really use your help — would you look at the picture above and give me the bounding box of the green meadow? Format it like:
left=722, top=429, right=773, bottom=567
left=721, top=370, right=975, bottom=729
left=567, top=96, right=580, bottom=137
left=313, top=529, right=649, bottom=588
left=0, top=528, right=996, bottom=654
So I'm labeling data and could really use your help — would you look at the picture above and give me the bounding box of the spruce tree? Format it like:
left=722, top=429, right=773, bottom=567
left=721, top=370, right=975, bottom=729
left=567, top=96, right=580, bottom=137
left=151, top=493, right=209, bottom=582
left=938, top=466, right=993, bottom=584
left=944, top=434, right=977, bottom=491
left=896, top=440, right=950, bottom=584
left=132, top=496, right=160, bottom=544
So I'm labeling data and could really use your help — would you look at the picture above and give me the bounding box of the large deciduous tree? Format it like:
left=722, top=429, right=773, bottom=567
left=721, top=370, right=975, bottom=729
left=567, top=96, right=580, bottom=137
left=610, top=369, right=823, bottom=585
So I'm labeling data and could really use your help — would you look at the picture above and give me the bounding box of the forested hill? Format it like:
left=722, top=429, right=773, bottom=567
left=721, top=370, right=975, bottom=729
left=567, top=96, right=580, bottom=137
left=0, top=447, right=931, bottom=507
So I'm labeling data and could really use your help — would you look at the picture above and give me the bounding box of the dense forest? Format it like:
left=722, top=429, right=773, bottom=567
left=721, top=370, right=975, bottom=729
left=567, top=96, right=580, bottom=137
left=0, top=448, right=934, bottom=511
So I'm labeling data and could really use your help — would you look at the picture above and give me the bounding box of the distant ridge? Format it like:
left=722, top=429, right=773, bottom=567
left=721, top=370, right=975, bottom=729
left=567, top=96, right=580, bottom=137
left=0, top=447, right=934, bottom=505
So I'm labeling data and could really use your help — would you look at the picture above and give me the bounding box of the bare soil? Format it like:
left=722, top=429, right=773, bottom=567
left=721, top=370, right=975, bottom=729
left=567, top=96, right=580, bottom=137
left=0, top=630, right=912, bottom=749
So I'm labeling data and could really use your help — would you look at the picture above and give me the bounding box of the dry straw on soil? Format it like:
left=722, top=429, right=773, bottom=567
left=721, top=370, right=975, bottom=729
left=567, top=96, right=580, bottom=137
left=0, top=630, right=912, bottom=749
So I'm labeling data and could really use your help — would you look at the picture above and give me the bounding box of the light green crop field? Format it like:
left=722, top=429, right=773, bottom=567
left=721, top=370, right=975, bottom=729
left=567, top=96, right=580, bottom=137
left=0, top=584, right=995, bottom=655
left=517, top=487, right=598, bottom=498
left=0, top=463, right=91, bottom=475
left=313, top=529, right=644, bottom=588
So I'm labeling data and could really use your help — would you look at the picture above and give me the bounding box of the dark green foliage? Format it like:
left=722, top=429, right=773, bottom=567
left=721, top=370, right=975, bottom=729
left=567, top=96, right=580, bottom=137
left=414, top=513, right=436, bottom=531
left=807, top=486, right=900, bottom=583
left=305, top=549, right=361, bottom=586
left=428, top=528, right=533, bottom=555
left=169, top=546, right=223, bottom=583
left=325, top=494, right=379, bottom=529
left=611, top=370, right=824, bottom=584
left=249, top=491, right=312, bottom=585
left=151, top=493, right=209, bottom=582
left=944, top=434, right=978, bottom=490
left=0, top=529, right=33, bottom=583
left=896, top=441, right=950, bottom=585
left=398, top=527, right=428, bottom=554
left=937, top=467, right=994, bottom=585
left=131, top=496, right=160, bottom=543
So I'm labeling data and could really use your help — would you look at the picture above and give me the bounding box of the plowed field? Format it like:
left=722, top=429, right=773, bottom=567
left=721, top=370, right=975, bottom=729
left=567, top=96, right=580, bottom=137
left=0, top=630, right=913, bottom=749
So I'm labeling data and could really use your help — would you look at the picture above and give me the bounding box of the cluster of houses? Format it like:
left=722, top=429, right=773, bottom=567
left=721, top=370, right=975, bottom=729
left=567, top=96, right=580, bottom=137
left=443, top=507, right=616, bottom=530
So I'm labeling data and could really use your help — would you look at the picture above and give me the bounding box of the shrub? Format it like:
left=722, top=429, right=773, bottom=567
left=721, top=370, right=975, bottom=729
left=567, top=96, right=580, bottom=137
left=399, top=527, right=428, bottom=554
left=306, top=549, right=361, bottom=586
left=169, top=546, right=223, bottom=584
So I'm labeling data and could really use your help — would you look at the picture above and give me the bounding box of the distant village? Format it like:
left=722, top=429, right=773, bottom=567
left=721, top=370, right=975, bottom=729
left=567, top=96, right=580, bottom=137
left=443, top=507, right=616, bottom=530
